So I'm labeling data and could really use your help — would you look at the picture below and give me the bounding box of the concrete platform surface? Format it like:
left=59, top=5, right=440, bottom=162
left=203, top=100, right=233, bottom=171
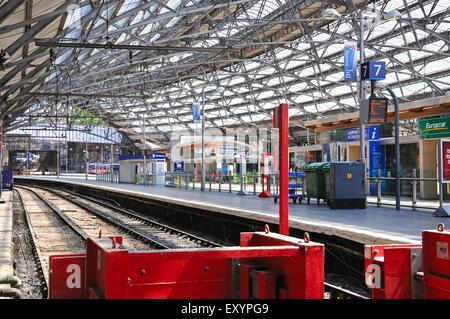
left=0, top=191, right=13, bottom=279
left=15, top=175, right=449, bottom=244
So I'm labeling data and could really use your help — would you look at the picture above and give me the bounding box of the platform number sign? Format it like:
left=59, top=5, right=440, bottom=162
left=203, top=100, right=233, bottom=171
left=361, top=61, right=386, bottom=81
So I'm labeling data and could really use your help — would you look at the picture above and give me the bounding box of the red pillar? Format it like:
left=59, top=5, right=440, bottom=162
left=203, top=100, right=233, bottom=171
left=279, top=103, right=289, bottom=235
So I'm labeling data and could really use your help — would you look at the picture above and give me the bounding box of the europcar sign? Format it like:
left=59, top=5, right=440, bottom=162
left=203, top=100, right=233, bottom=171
left=419, top=116, right=450, bottom=139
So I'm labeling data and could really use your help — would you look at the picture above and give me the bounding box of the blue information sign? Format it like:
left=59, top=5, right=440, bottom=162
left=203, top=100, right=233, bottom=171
left=174, top=161, right=184, bottom=172
left=346, top=126, right=380, bottom=142
left=152, top=152, right=166, bottom=161
left=104, top=153, right=110, bottom=161
left=192, top=103, right=201, bottom=122
left=369, top=140, right=386, bottom=195
left=344, top=41, right=357, bottom=81
left=361, top=61, right=386, bottom=81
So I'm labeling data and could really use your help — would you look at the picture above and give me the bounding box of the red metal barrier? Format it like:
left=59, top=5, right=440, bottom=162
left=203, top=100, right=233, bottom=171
left=365, top=244, right=423, bottom=299
left=49, top=253, right=86, bottom=299
left=49, top=231, right=324, bottom=299
left=365, top=223, right=450, bottom=299
left=423, top=224, right=450, bottom=298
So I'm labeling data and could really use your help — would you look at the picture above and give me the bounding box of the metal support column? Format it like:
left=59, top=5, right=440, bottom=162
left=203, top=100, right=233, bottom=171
left=110, top=143, right=114, bottom=183
left=377, top=168, right=381, bottom=207
left=26, top=135, right=30, bottom=175
left=412, top=168, right=417, bottom=211
left=385, top=86, right=401, bottom=211
left=201, top=89, right=206, bottom=191
left=142, top=113, right=147, bottom=185
left=57, top=140, right=60, bottom=178
left=358, top=10, right=366, bottom=165
left=279, top=103, right=289, bottom=236
left=66, top=135, right=68, bottom=175
left=85, top=140, right=88, bottom=181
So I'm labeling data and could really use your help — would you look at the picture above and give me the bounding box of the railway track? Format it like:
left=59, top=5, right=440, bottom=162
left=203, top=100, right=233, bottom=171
left=14, top=185, right=222, bottom=298
left=14, top=188, right=86, bottom=297
left=325, top=281, right=369, bottom=299
left=14, top=184, right=368, bottom=299
left=39, top=186, right=368, bottom=299
left=28, top=185, right=222, bottom=249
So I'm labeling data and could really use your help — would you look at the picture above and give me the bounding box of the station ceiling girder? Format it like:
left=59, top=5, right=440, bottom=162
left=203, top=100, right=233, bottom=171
left=0, top=0, right=449, bottom=148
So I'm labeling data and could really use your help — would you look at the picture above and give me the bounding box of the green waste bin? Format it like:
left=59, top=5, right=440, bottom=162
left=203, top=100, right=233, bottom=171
left=304, top=162, right=330, bottom=205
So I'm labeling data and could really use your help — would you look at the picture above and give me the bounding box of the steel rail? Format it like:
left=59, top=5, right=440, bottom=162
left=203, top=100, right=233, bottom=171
left=41, top=187, right=170, bottom=249
left=38, top=187, right=370, bottom=299
left=33, top=185, right=220, bottom=249
left=14, top=189, right=49, bottom=298
left=15, top=184, right=370, bottom=299
left=324, top=282, right=370, bottom=299
left=16, top=186, right=87, bottom=241
left=54, top=186, right=222, bottom=248
left=15, top=186, right=88, bottom=298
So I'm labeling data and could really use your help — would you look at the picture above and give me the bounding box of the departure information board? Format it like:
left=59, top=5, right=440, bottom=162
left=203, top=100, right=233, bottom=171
left=368, top=97, right=388, bottom=124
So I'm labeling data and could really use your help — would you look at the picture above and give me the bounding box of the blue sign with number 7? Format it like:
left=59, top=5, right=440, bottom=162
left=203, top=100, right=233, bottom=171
left=361, top=61, right=386, bottom=81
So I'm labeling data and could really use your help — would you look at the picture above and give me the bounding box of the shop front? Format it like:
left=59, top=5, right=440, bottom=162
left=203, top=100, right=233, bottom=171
left=419, top=116, right=450, bottom=200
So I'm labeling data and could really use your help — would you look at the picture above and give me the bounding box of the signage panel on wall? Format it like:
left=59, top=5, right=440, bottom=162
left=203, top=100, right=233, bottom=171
left=368, top=97, right=388, bottom=124
left=346, top=126, right=380, bottom=142
left=152, top=152, right=166, bottom=161
left=442, top=140, right=450, bottom=183
left=174, top=161, right=184, bottom=172
left=419, top=116, right=450, bottom=140
left=369, top=139, right=386, bottom=195
left=344, top=41, right=357, bottom=81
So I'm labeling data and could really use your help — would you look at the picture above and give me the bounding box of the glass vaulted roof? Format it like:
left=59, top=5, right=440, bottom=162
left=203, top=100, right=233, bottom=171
left=1, top=0, right=450, bottom=148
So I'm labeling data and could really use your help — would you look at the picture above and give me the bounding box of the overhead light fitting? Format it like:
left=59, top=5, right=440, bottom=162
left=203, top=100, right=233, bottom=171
left=383, top=10, right=402, bottom=21
left=216, top=86, right=225, bottom=94
left=321, top=8, right=341, bottom=20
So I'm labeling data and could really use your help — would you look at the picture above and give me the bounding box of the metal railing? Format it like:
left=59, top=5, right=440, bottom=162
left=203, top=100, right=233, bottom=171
left=93, top=169, right=443, bottom=211
left=95, top=172, right=119, bottom=183
left=367, top=168, right=440, bottom=210
left=162, top=171, right=304, bottom=197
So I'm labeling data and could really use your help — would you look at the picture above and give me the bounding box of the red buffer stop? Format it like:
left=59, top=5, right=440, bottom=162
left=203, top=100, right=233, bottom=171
left=48, top=230, right=324, bottom=299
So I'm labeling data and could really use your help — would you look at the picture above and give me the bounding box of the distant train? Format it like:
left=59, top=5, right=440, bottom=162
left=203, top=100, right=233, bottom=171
left=88, top=163, right=119, bottom=174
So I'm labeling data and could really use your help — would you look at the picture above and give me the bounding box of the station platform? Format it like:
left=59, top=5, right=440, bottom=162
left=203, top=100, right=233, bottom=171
left=15, top=175, right=449, bottom=245
left=0, top=191, right=13, bottom=281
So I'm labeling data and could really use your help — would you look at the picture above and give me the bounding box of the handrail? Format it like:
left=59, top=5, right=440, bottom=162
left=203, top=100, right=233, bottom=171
left=95, top=169, right=443, bottom=211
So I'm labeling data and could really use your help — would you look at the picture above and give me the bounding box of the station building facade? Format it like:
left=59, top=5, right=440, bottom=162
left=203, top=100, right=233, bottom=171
left=290, top=96, right=450, bottom=200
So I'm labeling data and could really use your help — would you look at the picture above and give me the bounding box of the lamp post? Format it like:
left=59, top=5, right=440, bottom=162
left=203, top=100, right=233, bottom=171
left=110, top=143, right=114, bottom=183
left=85, top=140, right=88, bottom=181
left=65, top=135, right=68, bottom=175
left=321, top=8, right=402, bottom=164
left=142, top=112, right=147, bottom=185
left=375, top=82, right=401, bottom=210
left=201, top=88, right=205, bottom=191
left=358, top=10, right=366, bottom=164
left=200, top=85, right=225, bottom=191
left=67, top=148, right=71, bottom=175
